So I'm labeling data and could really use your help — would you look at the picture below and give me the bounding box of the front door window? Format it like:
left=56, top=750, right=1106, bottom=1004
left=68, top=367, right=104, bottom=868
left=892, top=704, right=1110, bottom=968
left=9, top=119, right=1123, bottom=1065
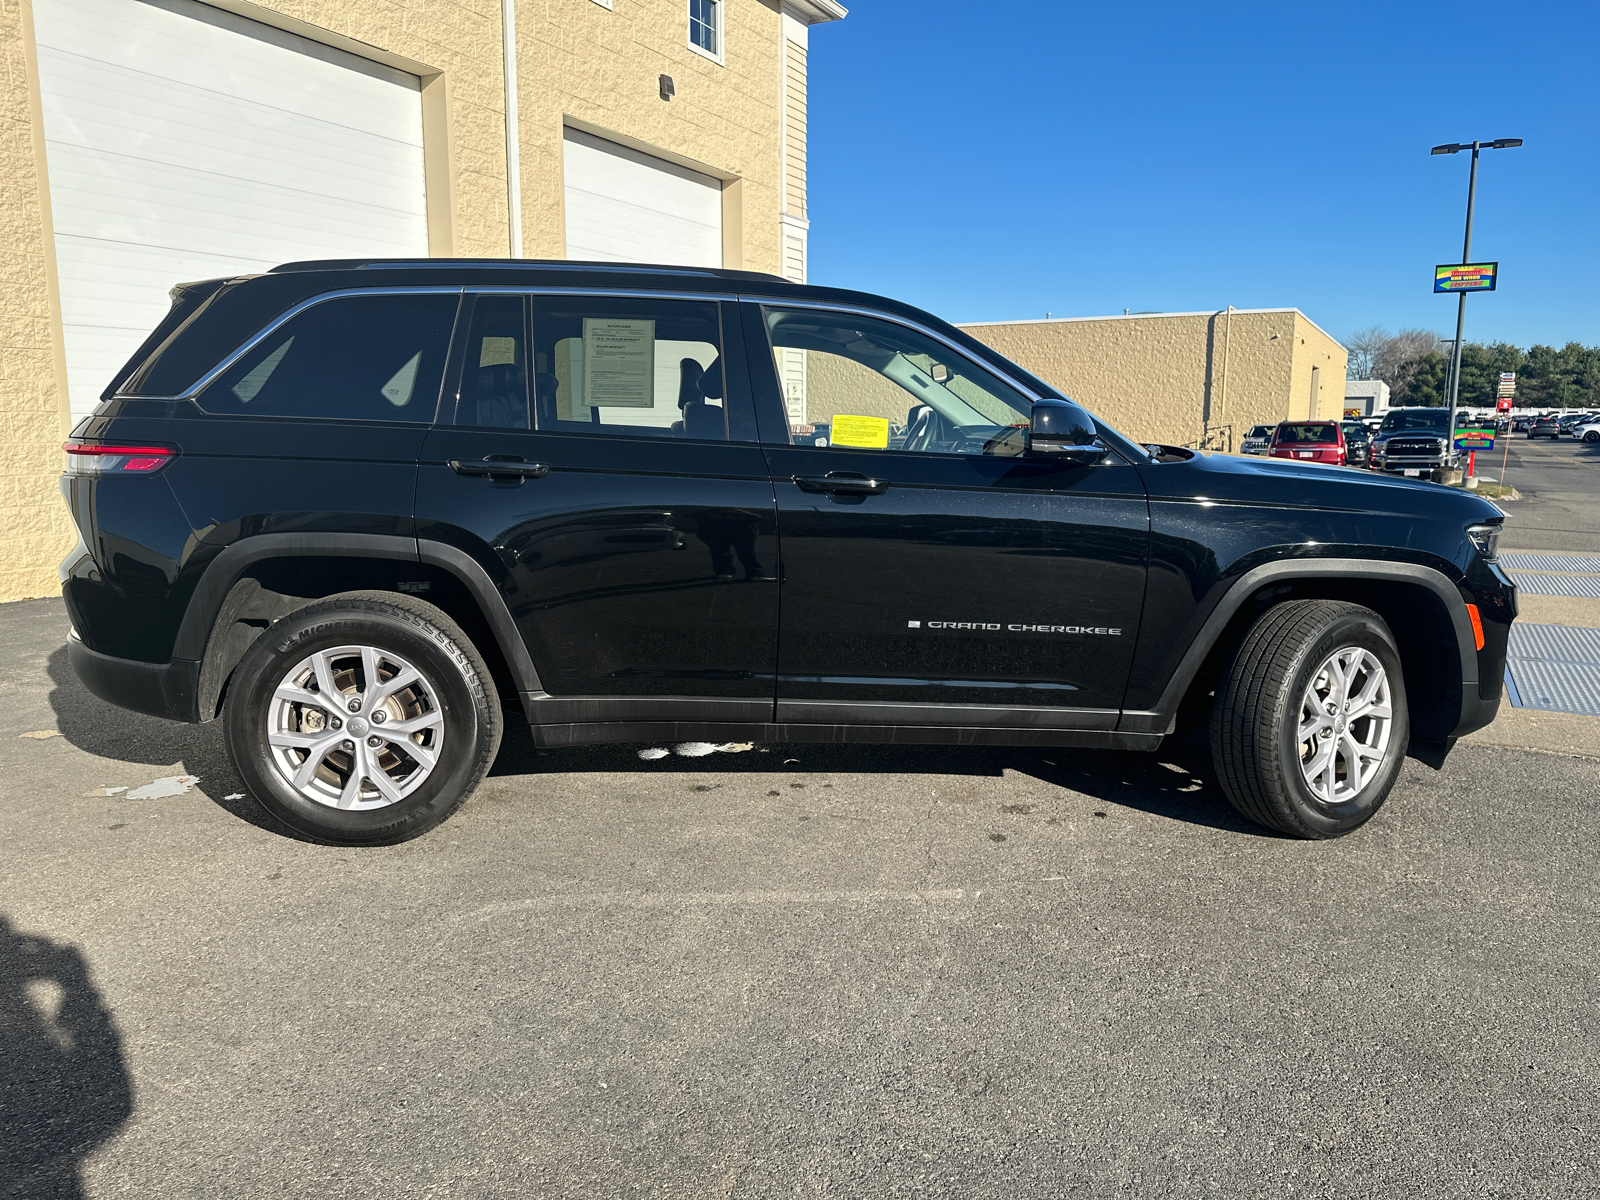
left=765, top=307, right=1032, bottom=456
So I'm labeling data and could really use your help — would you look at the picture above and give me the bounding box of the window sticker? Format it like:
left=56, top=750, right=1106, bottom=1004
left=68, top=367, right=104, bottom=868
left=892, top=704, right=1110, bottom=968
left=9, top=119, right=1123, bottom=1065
left=479, top=337, right=518, bottom=367
left=380, top=351, right=422, bottom=407
left=583, top=318, right=655, bottom=408
left=232, top=338, right=292, bottom=403
left=554, top=338, right=591, bottom=422
left=830, top=413, right=890, bottom=449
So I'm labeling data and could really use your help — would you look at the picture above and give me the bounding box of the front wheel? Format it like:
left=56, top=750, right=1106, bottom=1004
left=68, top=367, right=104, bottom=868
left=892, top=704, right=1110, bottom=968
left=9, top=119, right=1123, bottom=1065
left=1211, top=600, right=1409, bottom=838
left=1585, top=431, right=1600, bottom=443
left=223, top=592, right=502, bottom=844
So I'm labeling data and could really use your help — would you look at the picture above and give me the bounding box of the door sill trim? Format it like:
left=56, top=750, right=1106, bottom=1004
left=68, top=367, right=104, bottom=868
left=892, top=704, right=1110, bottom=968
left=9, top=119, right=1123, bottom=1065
left=775, top=699, right=1119, bottom=731
left=527, top=720, right=1160, bottom=752
left=522, top=694, right=772, bottom=724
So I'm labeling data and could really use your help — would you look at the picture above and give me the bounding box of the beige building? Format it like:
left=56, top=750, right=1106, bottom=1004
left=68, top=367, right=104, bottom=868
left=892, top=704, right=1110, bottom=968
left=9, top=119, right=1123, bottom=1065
left=0, top=0, right=842, bottom=601
left=961, top=308, right=1349, bottom=450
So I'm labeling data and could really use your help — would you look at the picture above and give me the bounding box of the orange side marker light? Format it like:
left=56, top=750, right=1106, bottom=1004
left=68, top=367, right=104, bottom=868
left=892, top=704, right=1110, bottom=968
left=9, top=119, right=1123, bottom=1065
left=1465, top=603, right=1485, bottom=651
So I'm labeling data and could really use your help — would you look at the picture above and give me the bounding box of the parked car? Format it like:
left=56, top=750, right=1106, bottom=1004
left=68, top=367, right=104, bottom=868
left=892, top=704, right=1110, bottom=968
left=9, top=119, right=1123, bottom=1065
left=1528, top=416, right=1563, bottom=439
left=1340, top=420, right=1372, bottom=467
left=1511, top=415, right=1533, bottom=432
left=1269, top=420, right=1346, bottom=466
left=62, top=259, right=1512, bottom=844
left=1239, top=424, right=1275, bottom=455
left=1577, top=419, right=1600, bottom=443
left=1371, top=408, right=1461, bottom=476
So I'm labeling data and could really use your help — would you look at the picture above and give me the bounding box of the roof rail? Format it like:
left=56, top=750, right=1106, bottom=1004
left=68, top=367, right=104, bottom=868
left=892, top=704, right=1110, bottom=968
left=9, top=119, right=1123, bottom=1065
left=268, top=258, right=787, bottom=284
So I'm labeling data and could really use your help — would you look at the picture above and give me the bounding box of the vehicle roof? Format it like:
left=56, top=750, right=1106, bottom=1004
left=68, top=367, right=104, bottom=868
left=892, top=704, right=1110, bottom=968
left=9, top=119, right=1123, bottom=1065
left=116, top=258, right=1069, bottom=404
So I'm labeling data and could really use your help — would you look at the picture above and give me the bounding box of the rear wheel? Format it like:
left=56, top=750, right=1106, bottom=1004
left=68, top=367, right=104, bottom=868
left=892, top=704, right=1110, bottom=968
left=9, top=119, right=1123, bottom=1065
left=1211, top=600, right=1409, bottom=838
left=224, top=592, right=502, bottom=844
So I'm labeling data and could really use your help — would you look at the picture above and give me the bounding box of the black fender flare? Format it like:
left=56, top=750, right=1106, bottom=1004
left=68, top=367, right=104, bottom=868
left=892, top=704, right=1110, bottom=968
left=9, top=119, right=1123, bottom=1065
left=1118, top=558, right=1477, bottom=735
left=175, top=534, right=544, bottom=720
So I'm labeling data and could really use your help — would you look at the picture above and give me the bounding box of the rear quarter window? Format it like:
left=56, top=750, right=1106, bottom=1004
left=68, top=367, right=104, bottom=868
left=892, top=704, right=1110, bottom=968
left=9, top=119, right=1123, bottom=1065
left=195, top=293, right=461, bottom=422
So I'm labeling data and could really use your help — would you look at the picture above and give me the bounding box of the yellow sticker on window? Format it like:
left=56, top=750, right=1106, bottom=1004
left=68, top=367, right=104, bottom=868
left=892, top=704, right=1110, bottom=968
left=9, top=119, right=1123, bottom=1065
left=830, top=413, right=890, bottom=449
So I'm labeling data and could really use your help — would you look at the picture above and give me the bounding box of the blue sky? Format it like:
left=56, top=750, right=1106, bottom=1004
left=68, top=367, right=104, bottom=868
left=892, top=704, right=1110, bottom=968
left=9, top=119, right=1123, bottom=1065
left=805, top=1, right=1599, bottom=350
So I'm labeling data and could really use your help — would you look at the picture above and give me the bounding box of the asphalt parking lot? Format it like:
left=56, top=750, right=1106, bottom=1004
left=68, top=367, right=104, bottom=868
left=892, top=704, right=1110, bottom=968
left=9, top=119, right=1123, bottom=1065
left=1491, top=432, right=1600, bottom=553
left=8, top=430, right=1600, bottom=1199
left=5, top=588, right=1600, bottom=1197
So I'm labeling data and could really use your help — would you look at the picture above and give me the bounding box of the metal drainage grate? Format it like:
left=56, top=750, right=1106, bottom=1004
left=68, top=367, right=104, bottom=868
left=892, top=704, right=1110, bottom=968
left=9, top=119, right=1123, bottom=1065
left=1500, top=553, right=1600, bottom=573
left=1507, top=572, right=1600, bottom=598
left=1504, top=622, right=1600, bottom=716
left=1508, top=622, right=1600, bottom=664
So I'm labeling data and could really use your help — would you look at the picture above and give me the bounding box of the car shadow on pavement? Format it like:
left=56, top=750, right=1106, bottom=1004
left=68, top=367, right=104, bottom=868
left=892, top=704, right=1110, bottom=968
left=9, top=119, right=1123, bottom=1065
left=490, top=719, right=1277, bottom=837
left=44, top=645, right=301, bottom=840
left=45, top=641, right=1265, bottom=839
left=0, top=915, right=133, bottom=1199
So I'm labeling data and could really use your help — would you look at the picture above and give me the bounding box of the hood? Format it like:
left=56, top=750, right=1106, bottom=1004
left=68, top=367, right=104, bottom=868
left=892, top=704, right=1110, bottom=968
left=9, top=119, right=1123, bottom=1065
left=1149, top=450, right=1502, bottom=524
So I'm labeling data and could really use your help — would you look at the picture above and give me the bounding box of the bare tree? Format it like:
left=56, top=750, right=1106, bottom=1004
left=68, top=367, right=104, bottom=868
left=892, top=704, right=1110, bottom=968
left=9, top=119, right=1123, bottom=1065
left=1377, top=328, right=1444, bottom=402
left=1345, top=326, right=1387, bottom=380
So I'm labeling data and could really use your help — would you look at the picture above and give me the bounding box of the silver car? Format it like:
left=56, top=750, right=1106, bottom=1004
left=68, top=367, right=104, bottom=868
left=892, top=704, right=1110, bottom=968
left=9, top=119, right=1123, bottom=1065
left=1240, top=424, right=1275, bottom=455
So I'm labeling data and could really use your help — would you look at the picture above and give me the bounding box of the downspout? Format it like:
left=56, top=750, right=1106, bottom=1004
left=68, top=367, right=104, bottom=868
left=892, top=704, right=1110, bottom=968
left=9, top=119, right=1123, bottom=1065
left=1207, top=305, right=1234, bottom=449
left=501, top=0, right=523, bottom=257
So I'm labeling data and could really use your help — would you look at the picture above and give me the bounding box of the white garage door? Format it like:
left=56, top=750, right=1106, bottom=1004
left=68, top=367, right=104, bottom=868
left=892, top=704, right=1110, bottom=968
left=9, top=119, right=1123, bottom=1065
left=32, top=0, right=430, bottom=419
left=563, top=128, right=722, bottom=269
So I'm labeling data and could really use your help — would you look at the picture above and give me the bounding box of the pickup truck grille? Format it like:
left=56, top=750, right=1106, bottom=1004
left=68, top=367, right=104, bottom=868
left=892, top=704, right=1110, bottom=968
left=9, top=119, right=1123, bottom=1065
left=1385, top=438, right=1443, bottom=456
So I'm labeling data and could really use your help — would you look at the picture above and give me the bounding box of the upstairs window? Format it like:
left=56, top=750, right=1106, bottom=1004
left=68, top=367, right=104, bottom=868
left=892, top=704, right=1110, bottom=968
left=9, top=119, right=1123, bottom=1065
left=689, top=0, right=720, bottom=58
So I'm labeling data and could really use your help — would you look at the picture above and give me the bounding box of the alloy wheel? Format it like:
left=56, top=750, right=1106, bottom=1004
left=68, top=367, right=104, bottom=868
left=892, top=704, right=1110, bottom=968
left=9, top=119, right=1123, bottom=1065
left=265, top=644, right=444, bottom=810
left=1296, top=647, right=1393, bottom=807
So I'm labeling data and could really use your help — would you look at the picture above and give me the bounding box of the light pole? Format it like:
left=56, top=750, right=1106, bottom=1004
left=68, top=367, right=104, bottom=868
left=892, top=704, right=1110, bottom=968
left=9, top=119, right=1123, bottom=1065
left=1431, top=138, right=1522, bottom=448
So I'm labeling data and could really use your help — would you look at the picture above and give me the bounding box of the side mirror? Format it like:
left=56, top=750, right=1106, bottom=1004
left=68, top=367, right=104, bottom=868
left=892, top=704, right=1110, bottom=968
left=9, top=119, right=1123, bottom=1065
left=1030, top=398, right=1109, bottom=465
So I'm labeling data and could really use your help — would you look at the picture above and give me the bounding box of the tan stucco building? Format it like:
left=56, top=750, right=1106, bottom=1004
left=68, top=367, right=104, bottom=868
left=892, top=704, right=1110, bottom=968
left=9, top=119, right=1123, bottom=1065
left=961, top=309, right=1349, bottom=450
left=0, top=0, right=842, bottom=601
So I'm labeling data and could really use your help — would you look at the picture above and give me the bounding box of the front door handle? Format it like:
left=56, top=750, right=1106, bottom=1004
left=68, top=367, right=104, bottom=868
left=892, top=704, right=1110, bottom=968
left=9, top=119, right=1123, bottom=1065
left=449, top=456, right=550, bottom=482
left=791, top=472, right=890, bottom=496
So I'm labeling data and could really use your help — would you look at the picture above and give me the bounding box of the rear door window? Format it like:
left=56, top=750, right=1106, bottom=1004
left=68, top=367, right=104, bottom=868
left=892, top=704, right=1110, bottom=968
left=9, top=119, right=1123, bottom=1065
left=454, top=294, right=530, bottom=429
left=197, top=292, right=461, bottom=422
left=529, top=297, right=753, bottom=441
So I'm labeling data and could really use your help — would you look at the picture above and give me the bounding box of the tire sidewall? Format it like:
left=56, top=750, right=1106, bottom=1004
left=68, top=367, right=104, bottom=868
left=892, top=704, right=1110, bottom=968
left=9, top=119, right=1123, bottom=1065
left=1271, top=612, right=1410, bottom=837
left=226, top=607, right=491, bottom=844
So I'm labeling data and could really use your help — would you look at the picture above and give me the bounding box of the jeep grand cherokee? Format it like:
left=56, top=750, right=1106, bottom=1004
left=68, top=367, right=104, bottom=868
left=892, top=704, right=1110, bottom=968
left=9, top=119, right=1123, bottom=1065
left=61, top=260, right=1515, bottom=844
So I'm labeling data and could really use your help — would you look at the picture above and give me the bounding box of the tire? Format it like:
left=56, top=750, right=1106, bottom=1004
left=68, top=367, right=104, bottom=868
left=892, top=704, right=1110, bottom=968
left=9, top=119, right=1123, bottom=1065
left=1210, top=600, right=1409, bottom=839
left=1585, top=431, right=1600, bottom=443
left=223, top=592, right=503, bottom=844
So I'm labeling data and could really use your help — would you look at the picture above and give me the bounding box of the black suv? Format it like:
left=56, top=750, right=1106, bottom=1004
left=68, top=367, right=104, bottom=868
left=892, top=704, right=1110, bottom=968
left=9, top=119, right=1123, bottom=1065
left=62, top=260, right=1514, bottom=844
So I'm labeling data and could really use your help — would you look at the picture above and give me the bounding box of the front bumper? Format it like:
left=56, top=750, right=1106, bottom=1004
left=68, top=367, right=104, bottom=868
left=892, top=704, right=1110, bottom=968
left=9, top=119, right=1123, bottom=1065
left=68, top=631, right=201, bottom=723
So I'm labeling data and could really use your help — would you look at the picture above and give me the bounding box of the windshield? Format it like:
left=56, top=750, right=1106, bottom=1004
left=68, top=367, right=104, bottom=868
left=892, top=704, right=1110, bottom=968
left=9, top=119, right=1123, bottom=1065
left=1246, top=425, right=1273, bottom=438
left=1275, top=422, right=1338, bottom=444
left=1379, top=409, right=1448, bottom=433
left=1341, top=423, right=1367, bottom=439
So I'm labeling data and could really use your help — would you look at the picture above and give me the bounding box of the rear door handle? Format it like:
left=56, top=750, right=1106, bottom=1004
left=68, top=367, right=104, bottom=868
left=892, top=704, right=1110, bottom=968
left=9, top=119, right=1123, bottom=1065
left=449, top=456, right=550, bottom=481
left=791, top=472, right=890, bottom=496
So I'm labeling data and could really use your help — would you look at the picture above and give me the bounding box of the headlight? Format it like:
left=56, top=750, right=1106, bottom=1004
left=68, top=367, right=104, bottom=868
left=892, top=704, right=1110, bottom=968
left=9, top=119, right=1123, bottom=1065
left=1466, top=522, right=1501, bottom=561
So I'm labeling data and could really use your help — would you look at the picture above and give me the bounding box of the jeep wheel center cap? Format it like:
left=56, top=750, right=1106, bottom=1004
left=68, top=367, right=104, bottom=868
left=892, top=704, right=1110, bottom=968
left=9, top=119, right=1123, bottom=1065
left=347, top=717, right=370, bottom=738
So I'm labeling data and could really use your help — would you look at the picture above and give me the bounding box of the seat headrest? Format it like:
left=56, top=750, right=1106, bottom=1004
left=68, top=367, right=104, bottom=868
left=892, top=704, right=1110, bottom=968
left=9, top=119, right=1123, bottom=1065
left=698, top=358, right=724, bottom=400
left=478, top=362, right=524, bottom=392
left=681, top=401, right=726, bottom=441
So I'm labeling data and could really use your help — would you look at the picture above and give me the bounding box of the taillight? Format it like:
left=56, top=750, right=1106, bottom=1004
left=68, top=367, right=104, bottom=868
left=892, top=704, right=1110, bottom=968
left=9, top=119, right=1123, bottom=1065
left=63, top=440, right=178, bottom=476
